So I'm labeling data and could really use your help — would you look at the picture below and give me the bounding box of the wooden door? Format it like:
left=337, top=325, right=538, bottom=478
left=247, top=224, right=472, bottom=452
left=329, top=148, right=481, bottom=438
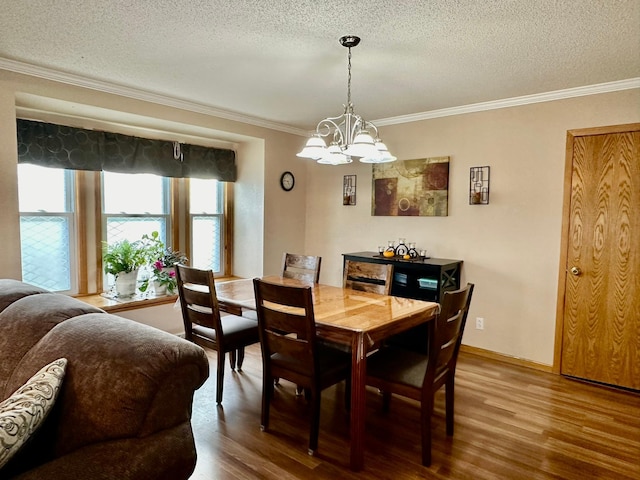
left=557, top=123, right=640, bottom=390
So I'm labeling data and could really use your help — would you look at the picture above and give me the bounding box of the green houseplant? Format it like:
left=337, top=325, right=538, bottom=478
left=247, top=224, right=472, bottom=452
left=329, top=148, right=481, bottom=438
left=103, top=239, right=148, bottom=297
left=139, top=232, right=188, bottom=295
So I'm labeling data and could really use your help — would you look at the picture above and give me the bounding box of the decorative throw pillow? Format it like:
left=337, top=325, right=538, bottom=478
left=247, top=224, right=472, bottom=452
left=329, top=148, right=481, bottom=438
left=0, top=358, right=67, bottom=469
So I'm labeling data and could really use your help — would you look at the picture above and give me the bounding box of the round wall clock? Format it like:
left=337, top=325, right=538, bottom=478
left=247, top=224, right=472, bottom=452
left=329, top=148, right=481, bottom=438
left=280, top=171, right=295, bottom=191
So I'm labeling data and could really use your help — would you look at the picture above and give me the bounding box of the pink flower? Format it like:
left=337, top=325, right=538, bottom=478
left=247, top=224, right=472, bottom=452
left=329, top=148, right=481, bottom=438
left=154, top=260, right=164, bottom=270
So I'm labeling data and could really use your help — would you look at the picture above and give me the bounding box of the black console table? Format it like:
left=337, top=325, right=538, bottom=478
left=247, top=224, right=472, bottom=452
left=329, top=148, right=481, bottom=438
left=342, top=252, right=463, bottom=303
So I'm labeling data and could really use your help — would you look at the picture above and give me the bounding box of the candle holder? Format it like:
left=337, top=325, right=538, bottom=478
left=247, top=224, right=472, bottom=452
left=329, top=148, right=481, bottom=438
left=394, top=238, right=408, bottom=256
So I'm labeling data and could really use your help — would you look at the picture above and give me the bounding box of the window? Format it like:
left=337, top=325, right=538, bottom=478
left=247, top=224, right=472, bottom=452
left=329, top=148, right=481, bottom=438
left=102, top=171, right=171, bottom=289
left=16, top=120, right=235, bottom=295
left=102, top=171, right=170, bottom=246
left=17, top=168, right=229, bottom=294
left=190, top=178, right=225, bottom=273
left=17, top=164, right=76, bottom=292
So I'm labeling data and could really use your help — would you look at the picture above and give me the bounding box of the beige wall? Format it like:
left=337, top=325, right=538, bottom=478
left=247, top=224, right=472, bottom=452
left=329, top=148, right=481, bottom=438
left=0, top=70, right=306, bottom=281
left=303, top=89, right=640, bottom=366
left=1, top=68, right=639, bottom=367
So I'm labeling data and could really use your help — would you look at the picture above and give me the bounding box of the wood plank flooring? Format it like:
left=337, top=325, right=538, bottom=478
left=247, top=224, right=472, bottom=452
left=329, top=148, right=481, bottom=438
left=189, top=345, right=640, bottom=479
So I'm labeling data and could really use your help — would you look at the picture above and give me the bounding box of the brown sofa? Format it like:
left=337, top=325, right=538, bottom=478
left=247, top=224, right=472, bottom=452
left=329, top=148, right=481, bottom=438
left=0, top=279, right=209, bottom=479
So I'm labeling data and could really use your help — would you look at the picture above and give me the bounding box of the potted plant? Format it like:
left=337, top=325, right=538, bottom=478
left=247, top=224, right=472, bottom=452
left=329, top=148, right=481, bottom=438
left=103, top=239, right=148, bottom=297
left=139, top=232, right=188, bottom=295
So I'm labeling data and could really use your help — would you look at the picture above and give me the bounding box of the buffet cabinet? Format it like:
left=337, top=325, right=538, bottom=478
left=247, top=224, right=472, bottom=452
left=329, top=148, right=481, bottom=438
left=342, top=251, right=463, bottom=303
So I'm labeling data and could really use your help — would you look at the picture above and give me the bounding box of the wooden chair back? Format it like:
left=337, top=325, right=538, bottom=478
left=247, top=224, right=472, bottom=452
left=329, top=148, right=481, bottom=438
left=176, top=264, right=260, bottom=404
left=253, top=277, right=351, bottom=455
left=175, top=264, right=223, bottom=344
left=281, top=253, right=322, bottom=283
left=343, top=259, right=393, bottom=295
left=365, top=282, right=474, bottom=466
left=253, top=278, right=318, bottom=386
left=428, top=283, right=474, bottom=388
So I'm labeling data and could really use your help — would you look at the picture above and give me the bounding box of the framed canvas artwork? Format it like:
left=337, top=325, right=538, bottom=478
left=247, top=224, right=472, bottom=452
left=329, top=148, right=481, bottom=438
left=372, top=156, right=450, bottom=216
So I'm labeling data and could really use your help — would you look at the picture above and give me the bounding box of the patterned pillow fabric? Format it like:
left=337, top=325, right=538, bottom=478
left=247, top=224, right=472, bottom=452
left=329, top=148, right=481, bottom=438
left=0, top=358, right=67, bottom=469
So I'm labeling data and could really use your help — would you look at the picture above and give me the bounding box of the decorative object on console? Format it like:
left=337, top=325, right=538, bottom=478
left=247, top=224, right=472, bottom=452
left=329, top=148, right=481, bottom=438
left=379, top=239, right=428, bottom=260
left=372, top=157, right=450, bottom=216
left=469, top=166, right=490, bottom=204
left=296, top=36, right=396, bottom=165
left=343, top=175, right=356, bottom=205
left=394, top=238, right=409, bottom=256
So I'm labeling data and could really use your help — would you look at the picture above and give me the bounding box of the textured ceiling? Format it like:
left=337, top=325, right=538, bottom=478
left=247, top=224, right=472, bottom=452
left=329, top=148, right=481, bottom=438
left=1, top=0, right=639, bottom=133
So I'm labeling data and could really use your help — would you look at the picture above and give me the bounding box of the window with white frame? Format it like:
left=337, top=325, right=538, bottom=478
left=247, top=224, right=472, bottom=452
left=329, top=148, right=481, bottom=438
left=190, top=178, right=224, bottom=274
left=17, top=164, right=76, bottom=293
left=101, top=171, right=171, bottom=288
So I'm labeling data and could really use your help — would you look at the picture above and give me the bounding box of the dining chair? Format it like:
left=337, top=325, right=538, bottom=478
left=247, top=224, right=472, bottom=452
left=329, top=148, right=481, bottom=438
left=281, top=252, right=322, bottom=283
left=253, top=278, right=351, bottom=456
left=343, top=259, right=393, bottom=294
left=175, top=264, right=260, bottom=404
left=365, top=283, right=474, bottom=466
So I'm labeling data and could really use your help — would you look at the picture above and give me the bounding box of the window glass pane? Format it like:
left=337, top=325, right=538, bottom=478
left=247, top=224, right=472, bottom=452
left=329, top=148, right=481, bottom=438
left=20, top=216, right=72, bottom=291
left=18, top=164, right=74, bottom=292
left=190, top=178, right=221, bottom=214
left=103, top=172, right=166, bottom=214
left=105, top=217, right=167, bottom=246
left=192, top=216, right=221, bottom=272
left=18, top=164, right=70, bottom=212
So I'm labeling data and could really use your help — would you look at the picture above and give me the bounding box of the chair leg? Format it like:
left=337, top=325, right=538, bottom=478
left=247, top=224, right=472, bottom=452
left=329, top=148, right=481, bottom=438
left=229, top=350, right=236, bottom=370
left=445, top=376, right=455, bottom=436
left=216, top=351, right=226, bottom=404
left=236, top=347, right=245, bottom=371
left=421, top=393, right=435, bottom=467
left=261, top=372, right=273, bottom=431
left=308, top=388, right=321, bottom=455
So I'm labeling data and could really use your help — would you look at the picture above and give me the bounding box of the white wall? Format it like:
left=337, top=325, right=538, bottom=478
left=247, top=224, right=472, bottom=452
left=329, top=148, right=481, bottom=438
left=115, top=302, right=185, bottom=335
left=304, top=90, right=640, bottom=366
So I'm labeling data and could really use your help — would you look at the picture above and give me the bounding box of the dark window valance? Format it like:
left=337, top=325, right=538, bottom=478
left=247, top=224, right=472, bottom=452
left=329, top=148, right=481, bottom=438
left=16, top=119, right=236, bottom=181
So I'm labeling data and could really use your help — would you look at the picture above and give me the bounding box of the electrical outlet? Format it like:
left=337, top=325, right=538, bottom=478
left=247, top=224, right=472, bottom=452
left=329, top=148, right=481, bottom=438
left=475, top=317, right=484, bottom=330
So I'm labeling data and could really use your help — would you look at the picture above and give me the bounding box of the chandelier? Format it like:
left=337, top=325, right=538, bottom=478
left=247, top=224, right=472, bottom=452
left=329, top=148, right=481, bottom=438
left=296, top=35, right=396, bottom=165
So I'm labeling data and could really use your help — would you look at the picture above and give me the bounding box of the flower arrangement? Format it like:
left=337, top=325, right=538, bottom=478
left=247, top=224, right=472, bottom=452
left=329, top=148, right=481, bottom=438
left=139, top=232, right=188, bottom=295
left=150, top=248, right=188, bottom=294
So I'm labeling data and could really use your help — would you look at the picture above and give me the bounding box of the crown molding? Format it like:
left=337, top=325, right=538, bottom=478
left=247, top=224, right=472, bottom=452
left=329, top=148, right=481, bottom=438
left=0, top=58, right=307, bottom=136
left=374, top=78, right=640, bottom=126
left=2, top=58, right=638, bottom=134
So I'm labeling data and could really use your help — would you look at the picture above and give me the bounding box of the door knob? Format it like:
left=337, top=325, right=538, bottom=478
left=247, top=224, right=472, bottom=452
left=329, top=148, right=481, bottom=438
left=570, top=266, right=581, bottom=276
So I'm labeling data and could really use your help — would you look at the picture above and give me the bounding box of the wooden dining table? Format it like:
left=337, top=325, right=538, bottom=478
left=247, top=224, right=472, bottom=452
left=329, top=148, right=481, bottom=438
left=215, top=276, right=440, bottom=471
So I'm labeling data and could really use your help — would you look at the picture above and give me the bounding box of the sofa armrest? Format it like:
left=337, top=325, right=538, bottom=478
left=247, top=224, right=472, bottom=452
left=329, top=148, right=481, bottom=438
left=9, top=422, right=197, bottom=480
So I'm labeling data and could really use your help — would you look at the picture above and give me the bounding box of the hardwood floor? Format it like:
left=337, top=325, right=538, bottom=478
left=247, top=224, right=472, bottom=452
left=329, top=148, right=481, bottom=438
left=189, top=345, right=640, bottom=479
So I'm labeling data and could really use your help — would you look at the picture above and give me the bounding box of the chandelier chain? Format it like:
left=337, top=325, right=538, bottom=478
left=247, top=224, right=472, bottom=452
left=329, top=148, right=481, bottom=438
left=347, top=46, right=352, bottom=108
